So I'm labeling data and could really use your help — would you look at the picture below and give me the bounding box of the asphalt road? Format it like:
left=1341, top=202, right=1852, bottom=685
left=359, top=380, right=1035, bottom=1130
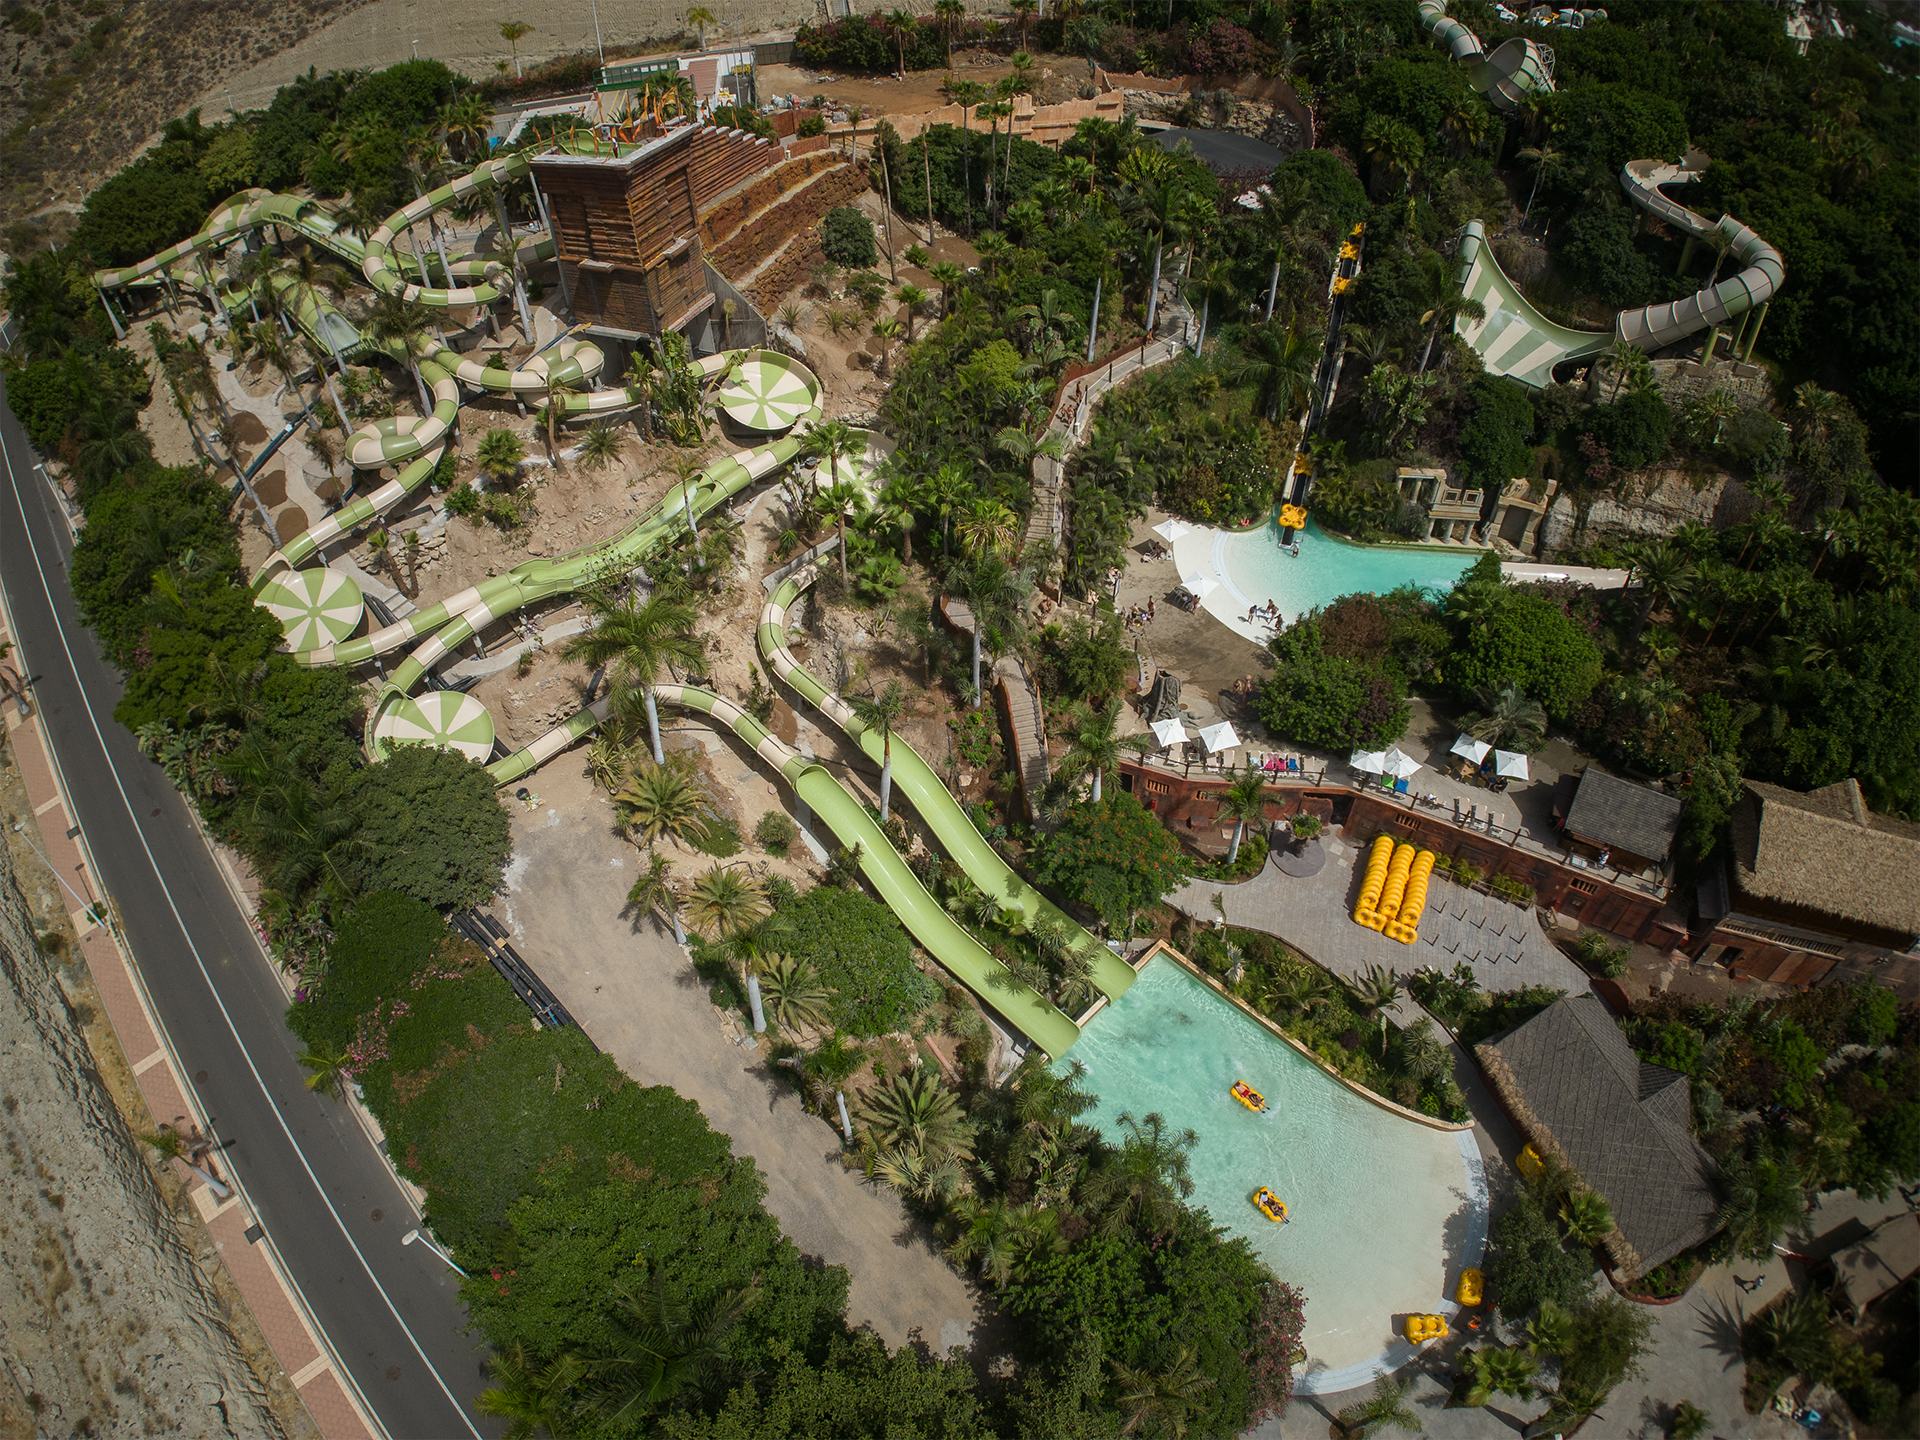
left=0, top=374, right=496, bottom=1440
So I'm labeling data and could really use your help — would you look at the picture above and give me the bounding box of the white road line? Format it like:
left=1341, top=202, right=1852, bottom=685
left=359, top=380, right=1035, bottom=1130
left=1, top=427, right=479, bottom=1440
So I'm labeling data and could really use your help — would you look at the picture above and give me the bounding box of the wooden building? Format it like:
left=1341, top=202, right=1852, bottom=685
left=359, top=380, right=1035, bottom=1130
left=529, top=124, right=790, bottom=338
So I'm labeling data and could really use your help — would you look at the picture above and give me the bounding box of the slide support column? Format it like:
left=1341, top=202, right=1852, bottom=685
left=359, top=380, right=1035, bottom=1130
left=1741, top=301, right=1769, bottom=360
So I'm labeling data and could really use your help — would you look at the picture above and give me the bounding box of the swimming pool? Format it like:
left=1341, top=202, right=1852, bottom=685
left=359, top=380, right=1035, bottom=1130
left=1169, top=520, right=1477, bottom=643
left=1061, top=955, right=1486, bottom=1392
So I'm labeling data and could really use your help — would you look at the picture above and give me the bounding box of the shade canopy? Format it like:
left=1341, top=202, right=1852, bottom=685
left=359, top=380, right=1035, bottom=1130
left=1382, top=748, right=1423, bottom=779
left=1150, top=717, right=1189, bottom=748
left=1178, top=571, right=1219, bottom=599
left=714, top=354, right=819, bottom=431
left=1152, top=518, right=1192, bottom=542
left=1198, top=721, right=1240, bottom=754
left=1451, top=733, right=1492, bottom=764
left=373, top=690, right=497, bottom=762
left=257, top=566, right=364, bottom=652
left=1350, top=749, right=1388, bottom=774
left=1495, top=750, right=1530, bottom=779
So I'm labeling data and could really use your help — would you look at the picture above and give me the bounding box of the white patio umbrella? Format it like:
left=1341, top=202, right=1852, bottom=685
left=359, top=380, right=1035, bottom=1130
left=1381, top=748, right=1423, bottom=779
left=1494, top=750, right=1530, bottom=779
left=1450, top=733, right=1491, bottom=764
left=1349, top=749, right=1388, bottom=774
left=1152, top=518, right=1192, bottom=542
left=1198, top=721, right=1240, bottom=755
left=1178, top=570, right=1219, bottom=598
left=1150, top=717, right=1189, bottom=749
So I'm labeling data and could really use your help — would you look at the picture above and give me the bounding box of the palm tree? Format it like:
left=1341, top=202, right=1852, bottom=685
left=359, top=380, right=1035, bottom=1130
left=477, top=427, right=525, bottom=487
left=848, top=681, right=907, bottom=822
left=759, top=955, right=833, bottom=1032
left=624, top=349, right=657, bottom=442
left=1084, top=1110, right=1197, bottom=1238
left=1335, top=1375, right=1420, bottom=1438
left=626, top=850, right=686, bottom=945
left=1412, top=248, right=1486, bottom=371
left=255, top=779, right=361, bottom=902
left=883, top=8, right=916, bottom=72
left=870, top=314, right=904, bottom=377
left=934, top=0, right=965, bottom=60
left=74, top=396, right=155, bottom=501
left=804, top=419, right=862, bottom=585
left=945, top=78, right=986, bottom=231
left=1455, top=1345, right=1537, bottom=1409
left=1059, top=697, right=1150, bottom=804
left=1560, top=1189, right=1615, bottom=1245
left=1345, top=964, right=1401, bottom=1050
left=1112, top=1345, right=1216, bottom=1438
left=895, top=283, right=928, bottom=342
left=1260, top=966, right=1334, bottom=1021
left=1362, top=114, right=1424, bottom=198
left=684, top=865, right=768, bottom=944
left=297, top=1043, right=352, bottom=1098
left=476, top=1341, right=583, bottom=1440
left=724, top=910, right=789, bottom=1034
left=949, top=552, right=1028, bottom=705
left=613, top=761, right=712, bottom=849
left=1217, top=762, right=1269, bottom=865
left=590, top=1277, right=756, bottom=1430
left=857, top=1069, right=973, bottom=1162
left=957, top=496, right=1020, bottom=559
left=499, top=20, right=534, bottom=79
left=928, top=261, right=964, bottom=315
left=562, top=590, right=704, bottom=765
left=579, top=422, right=623, bottom=471
left=1716, top=1151, right=1805, bottom=1259
left=1228, top=322, right=1322, bottom=422
left=1517, top=142, right=1562, bottom=221
left=539, top=372, right=578, bottom=466
left=1525, top=1379, right=1607, bottom=1439
left=366, top=292, right=435, bottom=413
left=1464, top=680, right=1547, bottom=751
left=275, top=243, right=354, bottom=428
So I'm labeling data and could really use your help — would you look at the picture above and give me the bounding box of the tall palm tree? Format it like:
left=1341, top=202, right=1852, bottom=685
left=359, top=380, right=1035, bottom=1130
left=1464, top=680, right=1547, bottom=751
left=956, top=496, right=1020, bottom=559
left=804, top=419, right=862, bottom=585
left=945, top=79, right=986, bottom=231
left=928, top=261, right=964, bottom=316
left=1335, top=1375, right=1419, bottom=1438
left=1517, top=141, right=1562, bottom=221
left=476, top=1341, right=583, bottom=1440
left=626, top=850, right=686, bottom=944
left=275, top=243, right=354, bottom=428
left=590, top=1277, right=756, bottom=1430
left=934, top=0, right=965, bottom=61
left=949, top=552, right=1028, bottom=705
left=1083, top=1110, right=1196, bottom=1238
left=758, top=955, right=833, bottom=1032
left=685, top=5, right=717, bottom=49
left=499, top=20, right=534, bottom=79
left=723, top=908, right=788, bottom=1034
left=613, top=761, right=712, bottom=849
left=366, top=292, right=435, bottom=413
left=684, top=865, right=768, bottom=943
left=1227, top=322, right=1321, bottom=421
left=1217, top=762, right=1269, bottom=865
left=1112, top=1345, right=1216, bottom=1439
left=1412, top=249, right=1486, bottom=371
left=562, top=589, right=704, bottom=765
left=848, top=681, right=908, bottom=821
left=1060, top=697, right=1151, bottom=805
left=870, top=314, right=904, bottom=377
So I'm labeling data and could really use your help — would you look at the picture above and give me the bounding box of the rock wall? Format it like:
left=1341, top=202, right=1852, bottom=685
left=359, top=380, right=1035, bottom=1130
left=0, top=840, right=280, bottom=1438
left=744, top=233, right=828, bottom=315
left=1539, top=468, right=1764, bottom=554
left=698, top=149, right=848, bottom=252
left=1119, top=90, right=1306, bottom=158
left=710, top=161, right=870, bottom=281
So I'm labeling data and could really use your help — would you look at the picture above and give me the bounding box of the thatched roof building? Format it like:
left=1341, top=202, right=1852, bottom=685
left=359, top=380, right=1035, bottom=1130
left=1478, top=996, right=1719, bottom=1278
left=1728, top=778, right=1920, bottom=945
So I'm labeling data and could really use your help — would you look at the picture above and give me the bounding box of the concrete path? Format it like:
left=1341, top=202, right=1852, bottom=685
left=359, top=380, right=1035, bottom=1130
left=1167, top=831, right=1591, bottom=998
left=491, top=762, right=982, bottom=1355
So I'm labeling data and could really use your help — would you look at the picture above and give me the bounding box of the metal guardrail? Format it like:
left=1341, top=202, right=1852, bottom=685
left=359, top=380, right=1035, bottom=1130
left=450, top=911, right=587, bottom=1039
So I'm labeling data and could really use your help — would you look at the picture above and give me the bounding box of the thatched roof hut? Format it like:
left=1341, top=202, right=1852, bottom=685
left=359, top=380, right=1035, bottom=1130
left=1478, top=996, right=1719, bottom=1278
left=1728, top=778, right=1920, bottom=944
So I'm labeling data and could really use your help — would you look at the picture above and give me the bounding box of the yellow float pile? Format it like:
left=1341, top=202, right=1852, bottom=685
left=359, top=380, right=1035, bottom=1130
left=1351, top=836, right=1396, bottom=928
left=1353, top=838, right=1434, bottom=944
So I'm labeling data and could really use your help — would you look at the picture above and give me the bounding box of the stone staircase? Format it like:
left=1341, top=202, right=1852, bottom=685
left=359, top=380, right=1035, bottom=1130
left=940, top=596, right=1050, bottom=821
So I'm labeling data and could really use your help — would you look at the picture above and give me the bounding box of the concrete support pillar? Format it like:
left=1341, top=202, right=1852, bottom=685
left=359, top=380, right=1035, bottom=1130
left=1677, top=234, right=1696, bottom=276
left=1700, top=324, right=1720, bottom=364
left=1741, top=301, right=1770, bottom=360
left=1728, top=308, right=1752, bottom=357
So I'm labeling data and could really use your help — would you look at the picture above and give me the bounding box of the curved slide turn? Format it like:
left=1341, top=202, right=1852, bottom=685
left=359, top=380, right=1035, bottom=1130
left=1420, top=3, right=1784, bottom=387
left=760, top=567, right=1138, bottom=1008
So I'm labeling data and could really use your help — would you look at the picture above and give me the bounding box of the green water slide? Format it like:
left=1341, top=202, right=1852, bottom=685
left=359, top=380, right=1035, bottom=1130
left=760, top=569, right=1137, bottom=1007
left=651, top=684, right=1084, bottom=1059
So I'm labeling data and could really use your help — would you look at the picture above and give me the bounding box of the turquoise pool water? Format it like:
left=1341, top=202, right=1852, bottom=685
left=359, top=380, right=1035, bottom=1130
left=1215, top=520, right=1477, bottom=628
left=1061, top=956, right=1485, bottom=1389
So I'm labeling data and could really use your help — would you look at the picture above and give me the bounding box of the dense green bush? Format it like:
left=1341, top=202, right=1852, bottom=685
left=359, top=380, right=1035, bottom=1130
left=1030, top=792, right=1190, bottom=932
left=338, top=745, right=511, bottom=908
left=1258, top=620, right=1411, bottom=750
left=1584, top=389, right=1675, bottom=472
left=1488, top=1189, right=1590, bottom=1318
left=1456, top=377, right=1536, bottom=490
left=1446, top=590, right=1603, bottom=724
left=778, top=885, right=935, bottom=1037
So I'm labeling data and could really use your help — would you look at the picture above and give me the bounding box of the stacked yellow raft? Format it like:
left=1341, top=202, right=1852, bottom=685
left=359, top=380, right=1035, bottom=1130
left=1352, top=838, right=1434, bottom=944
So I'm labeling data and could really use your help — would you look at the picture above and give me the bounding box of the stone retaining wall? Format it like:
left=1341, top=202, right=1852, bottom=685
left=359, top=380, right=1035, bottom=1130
left=709, top=160, right=870, bottom=280
left=698, top=148, right=847, bottom=251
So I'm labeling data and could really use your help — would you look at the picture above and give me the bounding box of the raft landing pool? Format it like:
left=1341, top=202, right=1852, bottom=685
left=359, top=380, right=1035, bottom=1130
left=1170, top=520, right=1477, bottom=643
left=1061, top=957, right=1487, bottom=1393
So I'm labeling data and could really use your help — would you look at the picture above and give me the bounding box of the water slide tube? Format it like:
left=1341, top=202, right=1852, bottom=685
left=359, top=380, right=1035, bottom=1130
left=761, top=565, right=1138, bottom=1006
left=1421, top=4, right=1783, bottom=386
left=1353, top=834, right=1395, bottom=927
left=1418, top=0, right=1557, bottom=113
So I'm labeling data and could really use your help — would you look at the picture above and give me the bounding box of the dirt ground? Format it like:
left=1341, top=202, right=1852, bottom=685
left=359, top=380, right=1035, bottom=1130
left=762, top=47, right=1093, bottom=118
left=491, top=759, right=985, bottom=1354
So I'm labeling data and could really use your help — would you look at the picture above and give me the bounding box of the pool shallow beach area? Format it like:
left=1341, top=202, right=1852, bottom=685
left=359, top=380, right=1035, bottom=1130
left=1170, top=520, right=1477, bottom=643
left=1061, top=957, right=1487, bottom=1393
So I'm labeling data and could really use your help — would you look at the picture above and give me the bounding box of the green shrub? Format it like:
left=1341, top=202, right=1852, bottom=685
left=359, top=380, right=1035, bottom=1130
left=1489, top=1189, right=1589, bottom=1318
left=1585, top=389, right=1675, bottom=472
left=779, top=885, right=935, bottom=1037
left=1457, top=377, right=1537, bottom=489
left=445, top=483, right=482, bottom=517
left=755, top=809, right=798, bottom=855
left=337, top=745, right=512, bottom=909
left=820, top=205, right=877, bottom=269
left=797, top=113, right=827, bottom=138
left=687, top=812, right=742, bottom=857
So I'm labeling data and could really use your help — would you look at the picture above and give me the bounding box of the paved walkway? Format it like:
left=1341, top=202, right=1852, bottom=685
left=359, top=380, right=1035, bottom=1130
left=1168, top=831, right=1591, bottom=998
